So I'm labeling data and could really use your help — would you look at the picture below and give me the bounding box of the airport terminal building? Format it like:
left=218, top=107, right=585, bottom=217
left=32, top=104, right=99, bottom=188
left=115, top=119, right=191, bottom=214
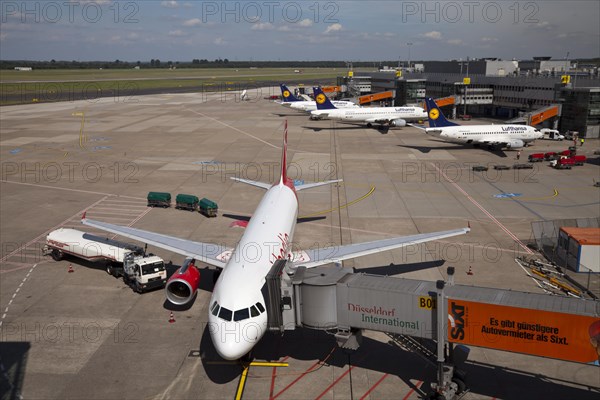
left=342, top=58, right=600, bottom=138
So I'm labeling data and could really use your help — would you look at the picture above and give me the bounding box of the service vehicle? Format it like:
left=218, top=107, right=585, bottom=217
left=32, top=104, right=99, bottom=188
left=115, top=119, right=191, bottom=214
left=528, top=153, right=545, bottom=162
left=551, top=158, right=575, bottom=169
left=540, top=129, right=565, bottom=141
left=199, top=198, right=218, bottom=217
left=43, top=228, right=167, bottom=293
left=544, top=152, right=558, bottom=160
left=570, top=155, right=587, bottom=166
left=147, top=192, right=171, bottom=208
left=175, top=194, right=199, bottom=211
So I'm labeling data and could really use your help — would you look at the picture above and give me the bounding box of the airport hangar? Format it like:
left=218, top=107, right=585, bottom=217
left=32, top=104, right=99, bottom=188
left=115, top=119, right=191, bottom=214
left=330, top=57, right=600, bottom=139
left=1, top=84, right=599, bottom=400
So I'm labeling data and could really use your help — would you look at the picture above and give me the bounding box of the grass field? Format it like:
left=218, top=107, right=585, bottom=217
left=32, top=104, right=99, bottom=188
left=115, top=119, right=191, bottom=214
left=0, top=67, right=356, bottom=105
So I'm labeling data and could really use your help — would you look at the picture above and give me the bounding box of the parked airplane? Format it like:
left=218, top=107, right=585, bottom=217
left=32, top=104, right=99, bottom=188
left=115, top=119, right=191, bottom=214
left=82, top=121, right=469, bottom=361
left=310, top=87, right=427, bottom=128
left=277, top=84, right=358, bottom=112
left=422, top=97, right=542, bottom=150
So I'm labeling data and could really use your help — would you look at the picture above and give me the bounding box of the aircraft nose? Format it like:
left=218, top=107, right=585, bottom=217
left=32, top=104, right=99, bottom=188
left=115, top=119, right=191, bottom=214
left=208, top=315, right=267, bottom=360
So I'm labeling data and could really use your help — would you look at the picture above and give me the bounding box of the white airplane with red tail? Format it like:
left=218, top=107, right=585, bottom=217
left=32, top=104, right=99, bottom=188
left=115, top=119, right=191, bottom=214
left=82, top=121, right=469, bottom=360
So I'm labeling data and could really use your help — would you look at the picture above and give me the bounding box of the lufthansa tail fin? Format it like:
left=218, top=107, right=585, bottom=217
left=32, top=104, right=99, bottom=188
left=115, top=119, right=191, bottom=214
left=313, top=87, right=338, bottom=110
left=424, top=97, right=459, bottom=128
left=280, top=84, right=300, bottom=102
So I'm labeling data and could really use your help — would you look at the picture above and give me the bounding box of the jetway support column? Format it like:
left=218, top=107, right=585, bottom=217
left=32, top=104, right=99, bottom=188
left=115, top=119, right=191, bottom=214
left=431, top=270, right=464, bottom=400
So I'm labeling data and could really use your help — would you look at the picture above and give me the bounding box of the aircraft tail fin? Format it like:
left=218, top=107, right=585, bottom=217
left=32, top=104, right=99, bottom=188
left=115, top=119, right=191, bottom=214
left=424, top=97, right=459, bottom=128
left=280, top=84, right=300, bottom=102
left=313, top=87, right=338, bottom=110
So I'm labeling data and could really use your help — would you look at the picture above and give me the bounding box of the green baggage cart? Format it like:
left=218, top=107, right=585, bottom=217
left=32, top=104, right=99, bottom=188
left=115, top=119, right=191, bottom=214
left=147, top=192, right=171, bottom=208
left=199, top=198, right=218, bottom=217
left=175, top=194, right=199, bottom=211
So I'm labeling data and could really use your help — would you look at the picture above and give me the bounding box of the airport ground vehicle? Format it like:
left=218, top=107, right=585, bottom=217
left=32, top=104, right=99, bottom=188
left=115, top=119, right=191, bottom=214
left=570, top=155, right=587, bottom=165
left=44, top=228, right=167, bottom=293
left=147, top=192, right=171, bottom=208
left=513, top=163, right=534, bottom=169
left=541, top=129, right=564, bottom=141
left=528, top=153, right=545, bottom=162
left=551, top=158, right=575, bottom=169
left=544, top=152, right=558, bottom=160
left=175, top=194, right=199, bottom=211
left=199, top=198, right=218, bottom=217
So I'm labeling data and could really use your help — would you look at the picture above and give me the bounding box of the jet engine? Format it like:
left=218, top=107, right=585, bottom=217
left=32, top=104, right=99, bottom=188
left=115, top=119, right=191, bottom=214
left=166, top=258, right=200, bottom=305
left=390, top=119, right=407, bottom=127
left=506, top=139, right=525, bottom=149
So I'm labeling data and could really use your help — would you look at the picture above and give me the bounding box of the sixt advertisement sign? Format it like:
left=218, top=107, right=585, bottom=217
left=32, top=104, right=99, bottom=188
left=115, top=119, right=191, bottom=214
left=447, top=300, right=600, bottom=364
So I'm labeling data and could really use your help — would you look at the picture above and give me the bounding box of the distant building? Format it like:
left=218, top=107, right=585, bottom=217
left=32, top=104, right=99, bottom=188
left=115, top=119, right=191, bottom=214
left=14, top=67, right=32, bottom=71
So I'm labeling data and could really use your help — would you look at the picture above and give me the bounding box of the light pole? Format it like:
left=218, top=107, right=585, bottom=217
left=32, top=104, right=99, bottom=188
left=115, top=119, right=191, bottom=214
left=407, top=42, right=413, bottom=70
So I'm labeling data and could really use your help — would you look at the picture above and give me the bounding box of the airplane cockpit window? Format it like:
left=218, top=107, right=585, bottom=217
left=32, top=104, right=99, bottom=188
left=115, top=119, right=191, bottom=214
left=210, top=301, right=218, bottom=312
left=233, top=308, right=250, bottom=322
left=219, top=306, right=233, bottom=321
left=255, top=302, right=266, bottom=313
left=250, top=305, right=260, bottom=317
left=211, top=303, right=220, bottom=317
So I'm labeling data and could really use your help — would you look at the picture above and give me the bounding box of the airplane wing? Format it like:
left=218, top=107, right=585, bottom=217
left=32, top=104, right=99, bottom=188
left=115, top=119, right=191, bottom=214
left=365, top=118, right=393, bottom=124
left=291, top=228, right=469, bottom=268
left=296, top=179, right=342, bottom=191
left=410, top=123, right=428, bottom=131
left=82, top=217, right=230, bottom=268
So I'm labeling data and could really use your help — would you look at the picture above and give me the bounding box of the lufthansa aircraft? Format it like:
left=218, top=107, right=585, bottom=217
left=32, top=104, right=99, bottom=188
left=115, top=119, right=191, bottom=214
left=423, top=97, right=542, bottom=150
left=310, top=87, right=427, bottom=128
left=82, top=122, right=469, bottom=360
left=277, top=84, right=358, bottom=112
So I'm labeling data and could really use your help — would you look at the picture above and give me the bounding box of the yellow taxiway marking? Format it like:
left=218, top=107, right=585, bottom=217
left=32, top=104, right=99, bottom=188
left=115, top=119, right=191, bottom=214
left=72, top=111, right=87, bottom=150
left=298, top=186, right=376, bottom=219
left=235, top=361, right=288, bottom=400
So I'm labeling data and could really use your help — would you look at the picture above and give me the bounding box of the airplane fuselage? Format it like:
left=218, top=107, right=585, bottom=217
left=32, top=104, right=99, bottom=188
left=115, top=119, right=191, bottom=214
left=312, top=107, right=427, bottom=123
left=288, top=101, right=358, bottom=112
left=425, top=125, right=542, bottom=146
left=208, top=183, right=298, bottom=360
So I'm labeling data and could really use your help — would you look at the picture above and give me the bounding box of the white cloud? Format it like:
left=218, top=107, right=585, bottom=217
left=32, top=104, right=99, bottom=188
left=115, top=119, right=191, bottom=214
left=251, top=22, right=274, bottom=31
left=324, top=23, right=342, bottom=34
left=277, top=26, right=292, bottom=32
left=127, top=32, right=140, bottom=40
left=422, top=31, right=442, bottom=40
left=447, top=39, right=463, bottom=45
left=183, top=18, right=201, bottom=27
left=481, top=37, right=498, bottom=43
left=214, top=37, right=227, bottom=45
left=168, top=30, right=186, bottom=37
left=161, top=1, right=179, bottom=8
left=530, top=21, right=554, bottom=31
left=298, top=19, right=313, bottom=28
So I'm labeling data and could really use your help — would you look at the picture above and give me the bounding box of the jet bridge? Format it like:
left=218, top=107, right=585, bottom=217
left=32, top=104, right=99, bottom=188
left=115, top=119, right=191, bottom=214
left=265, top=261, right=600, bottom=399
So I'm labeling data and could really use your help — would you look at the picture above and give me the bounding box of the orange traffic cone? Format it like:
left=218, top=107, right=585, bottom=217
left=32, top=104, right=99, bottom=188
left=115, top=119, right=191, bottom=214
left=68, top=264, right=74, bottom=273
left=467, top=266, right=473, bottom=275
left=169, top=312, right=175, bottom=323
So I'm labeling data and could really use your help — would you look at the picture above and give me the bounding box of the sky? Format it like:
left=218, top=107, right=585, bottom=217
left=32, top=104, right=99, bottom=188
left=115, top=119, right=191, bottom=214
left=1, top=0, right=599, bottom=62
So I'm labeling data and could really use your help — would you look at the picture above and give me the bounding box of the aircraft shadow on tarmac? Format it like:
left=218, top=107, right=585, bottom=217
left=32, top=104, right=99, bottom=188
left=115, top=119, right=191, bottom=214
left=303, top=125, right=391, bottom=134
left=198, top=325, right=600, bottom=399
left=397, top=143, right=508, bottom=158
left=354, top=259, right=445, bottom=275
left=0, top=341, right=29, bottom=400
